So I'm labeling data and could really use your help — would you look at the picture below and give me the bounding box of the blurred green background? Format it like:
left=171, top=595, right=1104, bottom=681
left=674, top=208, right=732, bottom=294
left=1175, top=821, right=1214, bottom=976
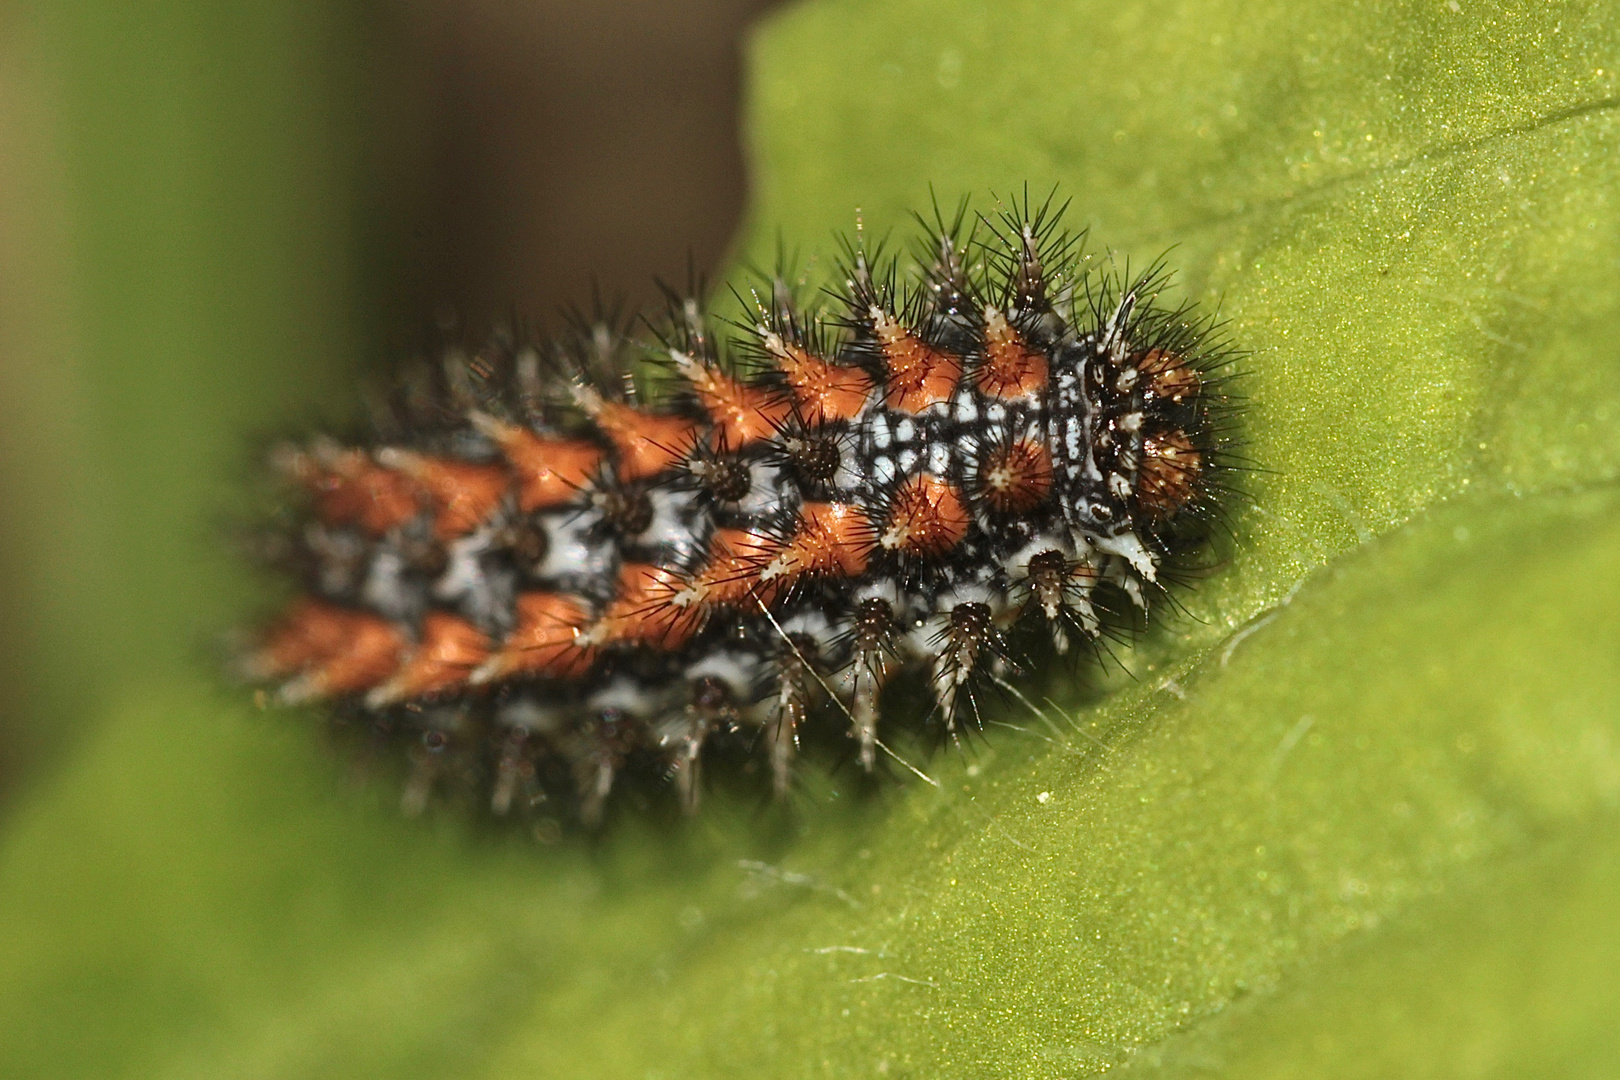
left=2, top=0, right=1619, bottom=1076
left=0, top=0, right=773, bottom=791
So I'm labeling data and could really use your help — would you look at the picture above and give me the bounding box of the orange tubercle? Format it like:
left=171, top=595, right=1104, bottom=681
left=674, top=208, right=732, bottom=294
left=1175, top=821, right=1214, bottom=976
left=977, top=307, right=1049, bottom=399
left=574, top=387, right=699, bottom=482
left=671, top=351, right=791, bottom=451
left=367, top=612, right=491, bottom=706
left=1137, top=428, right=1204, bottom=519
left=473, top=592, right=596, bottom=683
left=249, top=598, right=364, bottom=679
left=870, top=306, right=961, bottom=412
left=1138, top=348, right=1201, bottom=404
left=675, top=527, right=785, bottom=611
left=759, top=331, right=873, bottom=425
left=760, top=502, right=876, bottom=583
left=879, top=474, right=972, bottom=558
left=579, top=563, right=703, bottom=651
left=977, top=439, right=1053, bottom=514
left=266, top=603, right=407, bottom=703
left=471, top=414, right=603, bottom=511
left=377, top=449, right=510, bottom=540
left=285, top=447, right=421, bottom=536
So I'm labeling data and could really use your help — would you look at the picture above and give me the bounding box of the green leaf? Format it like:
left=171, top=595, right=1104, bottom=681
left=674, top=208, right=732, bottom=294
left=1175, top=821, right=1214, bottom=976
left=3, top=0, right=1618, bottom=1077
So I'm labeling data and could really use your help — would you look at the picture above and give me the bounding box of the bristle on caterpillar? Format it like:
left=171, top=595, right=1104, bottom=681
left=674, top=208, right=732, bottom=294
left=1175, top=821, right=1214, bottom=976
left=238, top=192, right=1241, bottom=824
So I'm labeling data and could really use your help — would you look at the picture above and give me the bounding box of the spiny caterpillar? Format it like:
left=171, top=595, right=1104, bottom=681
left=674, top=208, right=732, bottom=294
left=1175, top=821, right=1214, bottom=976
left=239, top=195, right=1239, bottom=824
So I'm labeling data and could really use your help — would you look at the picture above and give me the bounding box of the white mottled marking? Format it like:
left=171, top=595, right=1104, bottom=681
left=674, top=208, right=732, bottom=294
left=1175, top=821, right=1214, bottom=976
left=361, top=548, right=413, bottom=621
left=588, top=678, right=657, bottom=717
left=686, top=651, right=761, bottom=695
left=853, top=578, right=905, bottom=606
left=536, top=509, right=610, bottom=581
left=1093, top=529, right=1157, bottom=581
left=495, top=696, right=563, bottom=733
left=1064, top=419, right=1082, bottom=461
left=739, top=460, right=780, bottom=517
left=433, top=527, right=494, bottom=602
left=645, top=486, right=702, bottom=558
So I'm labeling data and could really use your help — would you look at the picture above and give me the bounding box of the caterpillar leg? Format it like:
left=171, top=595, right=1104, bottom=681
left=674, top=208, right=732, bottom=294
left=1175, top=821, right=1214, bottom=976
left=927, top=602, right=1003, bottom=732
left=842, top=596, right=903, bottom=770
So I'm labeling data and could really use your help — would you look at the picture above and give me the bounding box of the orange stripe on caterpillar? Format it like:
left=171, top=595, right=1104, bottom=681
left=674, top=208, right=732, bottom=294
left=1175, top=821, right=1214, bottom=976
left=879, top=474, right=971, bottom=558
left=278, top=445, right=420, bottom=536
left=870, top=306, right=961, bottom=412
left=252, top=600, right=406, bottom=703
left=669, top=350, right=791, bottom=451
left=757, top=330, right=873, bottom=425
left=367, top=611, right=492, bottom=707
left=976, top=438, right=1053, bottom=514
left=470, top=413, right=603, bottom=511
left=759, top=502, right=876, bottom=582
left=573, top=386, right=700, bottom=482
left=472, top=591, right=596, bottom=683
left=578, top=563, right=703, bottom=651
left=376, top=449, right=508, bottom=540
left=246, top=597, right=365, bottom=680
left=671, top=527, right=785, bottom=612
left=977, top=307, right=1049, bottom=399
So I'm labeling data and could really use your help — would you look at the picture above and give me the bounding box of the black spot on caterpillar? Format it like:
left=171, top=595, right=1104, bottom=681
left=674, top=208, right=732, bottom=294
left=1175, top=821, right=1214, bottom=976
left=237, top=192, right=1242, bottom=825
